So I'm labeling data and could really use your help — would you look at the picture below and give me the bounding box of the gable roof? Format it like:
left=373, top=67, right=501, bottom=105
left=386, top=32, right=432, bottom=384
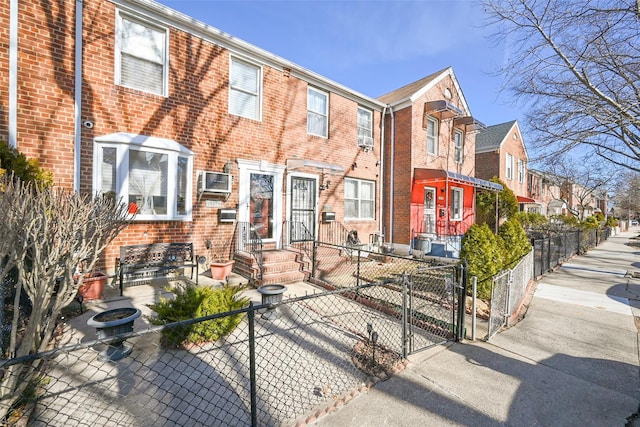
left=475, top=120, right=518, bottom=153
left=377, top=68, right=448, bottom=104
left=376, top=67, right=471, bottom=114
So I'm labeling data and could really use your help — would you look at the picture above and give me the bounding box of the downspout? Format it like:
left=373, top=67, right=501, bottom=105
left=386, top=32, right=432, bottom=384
left=8, top=0, right=18, bottom=148
left=73, top=0, right=84, bottom=192
left=389, top=106, right=395, bottom=244
left=379, top=106, right=387, bottom=238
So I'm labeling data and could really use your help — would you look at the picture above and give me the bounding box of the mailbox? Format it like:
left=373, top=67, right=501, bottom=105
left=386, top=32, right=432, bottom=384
left=219, top=209, right=237, bottom=223
left=322, top=212, right=336, bottom=223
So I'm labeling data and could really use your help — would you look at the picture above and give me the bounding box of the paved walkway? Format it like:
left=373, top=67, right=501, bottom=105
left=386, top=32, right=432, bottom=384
left=312, top=229, right=640, bottom=426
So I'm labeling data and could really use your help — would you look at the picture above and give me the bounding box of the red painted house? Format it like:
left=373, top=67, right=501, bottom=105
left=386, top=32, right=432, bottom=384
left=379, top=68, right=501, bottom=257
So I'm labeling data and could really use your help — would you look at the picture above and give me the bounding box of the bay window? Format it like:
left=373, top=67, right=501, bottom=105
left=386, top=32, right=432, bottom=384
left=94, top=133, right=194, bottom=221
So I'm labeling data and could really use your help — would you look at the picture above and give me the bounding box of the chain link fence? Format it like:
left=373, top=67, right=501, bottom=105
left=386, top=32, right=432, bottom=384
left=2, top=269, right=466, bottom=426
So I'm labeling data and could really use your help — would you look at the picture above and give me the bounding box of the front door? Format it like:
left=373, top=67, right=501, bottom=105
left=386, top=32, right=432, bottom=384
left=237, top=160, right=285, bottom=248
left=290, top=176, right=317, bottom=242
left=423, top=187, right=436, bottom=234
left=250, top=173, right=274, bottom=239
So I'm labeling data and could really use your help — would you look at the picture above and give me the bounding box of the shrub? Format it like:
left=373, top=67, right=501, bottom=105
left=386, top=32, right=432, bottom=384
left=581, top=216, right=600, bottom=229
left=150, top=284, right=250, bottom=347
left=498, top=218, right=531, bottom=268
left=513, top=211, right=547, bottom=229
left=476, top=177, right=518, bottom=231
left=460, top=223, right=504, bottom=299
left=606, top=216, right=618, bottom=227
left=0, top=143, right=53, bottom=187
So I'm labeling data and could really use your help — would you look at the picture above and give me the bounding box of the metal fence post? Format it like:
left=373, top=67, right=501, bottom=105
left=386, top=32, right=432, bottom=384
left=248, top=302, right=257, bottom=427
left=401, top=272, right=408, bottom=359
left=356, top=248, right=361, bottom=287
left=456, top=264, right=467, bottom=342
left=471, top=276, right=477, bottom=341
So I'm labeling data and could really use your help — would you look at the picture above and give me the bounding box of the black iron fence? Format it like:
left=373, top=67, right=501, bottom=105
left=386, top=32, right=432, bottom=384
left=531, top=227, right=612, bottom=278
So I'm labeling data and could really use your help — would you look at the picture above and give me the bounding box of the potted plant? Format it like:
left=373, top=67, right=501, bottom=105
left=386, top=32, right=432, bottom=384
left=74, top=261, right=108, bottom=301
left=206, top=239, right=235, bottom=281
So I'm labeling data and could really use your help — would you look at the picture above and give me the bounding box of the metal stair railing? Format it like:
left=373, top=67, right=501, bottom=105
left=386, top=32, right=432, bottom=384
left=234, top=222, right=264, bottom=282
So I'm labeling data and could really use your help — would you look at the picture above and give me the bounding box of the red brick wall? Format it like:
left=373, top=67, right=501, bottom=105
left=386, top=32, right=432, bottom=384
left=382, top=74, right=479, bottom=245
left=0, top=0, right=76, bottom=187
left=5, top=0, right=382, bottom=272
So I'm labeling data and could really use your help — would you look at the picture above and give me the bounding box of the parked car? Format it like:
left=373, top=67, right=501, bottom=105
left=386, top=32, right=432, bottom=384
left=631, top=220, right=638, bottom=226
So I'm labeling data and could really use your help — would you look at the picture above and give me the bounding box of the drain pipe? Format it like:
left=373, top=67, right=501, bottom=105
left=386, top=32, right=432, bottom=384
left=8, top=0, right=18, bottom=148
left=388, top=106, right=395, bottom=245
left=379, top=106, right=387, bottom=239
left=73, top=0, right=84, bottom=192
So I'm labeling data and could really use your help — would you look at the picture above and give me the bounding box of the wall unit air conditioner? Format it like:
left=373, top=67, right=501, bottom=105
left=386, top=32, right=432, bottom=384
left=358, top=136, right=374, bottom=150
left=199, top=171, right=232, bottom=194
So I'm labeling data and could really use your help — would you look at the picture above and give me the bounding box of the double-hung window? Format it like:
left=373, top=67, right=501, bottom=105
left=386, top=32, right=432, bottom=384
left=506, top=154, right=514, bottom=180
left=454, top=129, right=464, bottom=163
left=307, top=88, right=328, bottom=137
left=357, top=107, right=373, bottom=149
left=345, top=178, right=375, bottom=220
left=451, top=187, right=463, bottom=221
left=517, top=159, right=525, bottom=183
left=115, top=12, right=168, bottom=96
left=93, top=133, right=194, bottom=221
left=230, top=57, right=262, bottom=120
left=426, top=116, right=438, bottom=155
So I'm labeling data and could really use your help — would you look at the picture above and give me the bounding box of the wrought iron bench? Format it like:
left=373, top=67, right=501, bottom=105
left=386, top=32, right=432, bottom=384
left=116, top=242, right=198, bottom=296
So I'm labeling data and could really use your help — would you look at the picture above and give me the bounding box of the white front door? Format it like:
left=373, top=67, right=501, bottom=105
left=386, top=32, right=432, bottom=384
left=238, top=160, right=285, bottom=247
left=423, top=187, right=436, bottom=234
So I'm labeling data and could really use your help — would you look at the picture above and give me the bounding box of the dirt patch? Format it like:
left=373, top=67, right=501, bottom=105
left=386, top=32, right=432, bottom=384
left=352, top=340, right=404, bottom=377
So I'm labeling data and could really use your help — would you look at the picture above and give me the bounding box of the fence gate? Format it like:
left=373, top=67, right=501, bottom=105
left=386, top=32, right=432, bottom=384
left=404, top=265, right=464, bottom=355
left=487, top=270, right=511, bottom=340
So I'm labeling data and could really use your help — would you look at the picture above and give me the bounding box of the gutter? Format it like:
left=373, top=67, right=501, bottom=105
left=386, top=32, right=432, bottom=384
left=8, top=0, right=18, bottom=148
left=388, top=106, right=395, bottom=244
left=379, top=106, right=387, bottom=239
left=73, top=0, right=84, bottom=192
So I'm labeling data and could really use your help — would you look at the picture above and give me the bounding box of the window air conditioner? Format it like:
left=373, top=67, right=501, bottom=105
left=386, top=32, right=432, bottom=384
left=199, top=171, right=232, bottom=194
left=358, top=136, right=374, bottom=150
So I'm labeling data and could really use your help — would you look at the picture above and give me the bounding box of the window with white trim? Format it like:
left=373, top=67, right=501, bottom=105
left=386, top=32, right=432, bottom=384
left=517, top=159, right=525, bottom=183
left=345, top=178, right=375, bottom=220
left=357, top=107, right=373, bottom=148
left=230, top=57, right=262, bottom=120
left=451, top=187, right=463, bottom=221
left=454, top=129, right=464, bottom=163
left=93, top=134, right=194, bottom=221
left=307, top=87, right=328, bottom=137
left=426, top=116, right=438, bottom=155
left=506, top=153, right=514, bottom=180
left=115, top=12, right=168, bottom=96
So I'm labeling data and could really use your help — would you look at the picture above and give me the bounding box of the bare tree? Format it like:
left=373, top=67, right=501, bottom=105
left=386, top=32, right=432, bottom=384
left=482, top=0, right=640, bottom=171
left=544, top=156, right=610, bottom=220
left=0, top=174, right=132, bottom=418
left=612, top=170, right=640, bottom=219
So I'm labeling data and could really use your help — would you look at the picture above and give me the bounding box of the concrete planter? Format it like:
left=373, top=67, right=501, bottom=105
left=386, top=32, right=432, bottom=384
left=257, top=284, right=287, bottom=320
left=87, top=307, right=141, bottom=361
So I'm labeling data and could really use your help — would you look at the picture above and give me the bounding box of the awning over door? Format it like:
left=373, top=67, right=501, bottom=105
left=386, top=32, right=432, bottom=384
left=414, top=169, right=503, bottom=192
left=287, top=158, right=345, bottom=175
left=517, top=196, right=538, bottom=204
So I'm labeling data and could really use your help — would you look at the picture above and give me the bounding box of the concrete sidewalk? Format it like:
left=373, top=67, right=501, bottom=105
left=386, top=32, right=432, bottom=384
left=312, top=229, right=640, bottom=426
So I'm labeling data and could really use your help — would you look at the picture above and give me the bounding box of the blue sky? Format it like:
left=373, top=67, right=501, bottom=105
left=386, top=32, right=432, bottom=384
left=156, top=0, right=522, bottom=127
